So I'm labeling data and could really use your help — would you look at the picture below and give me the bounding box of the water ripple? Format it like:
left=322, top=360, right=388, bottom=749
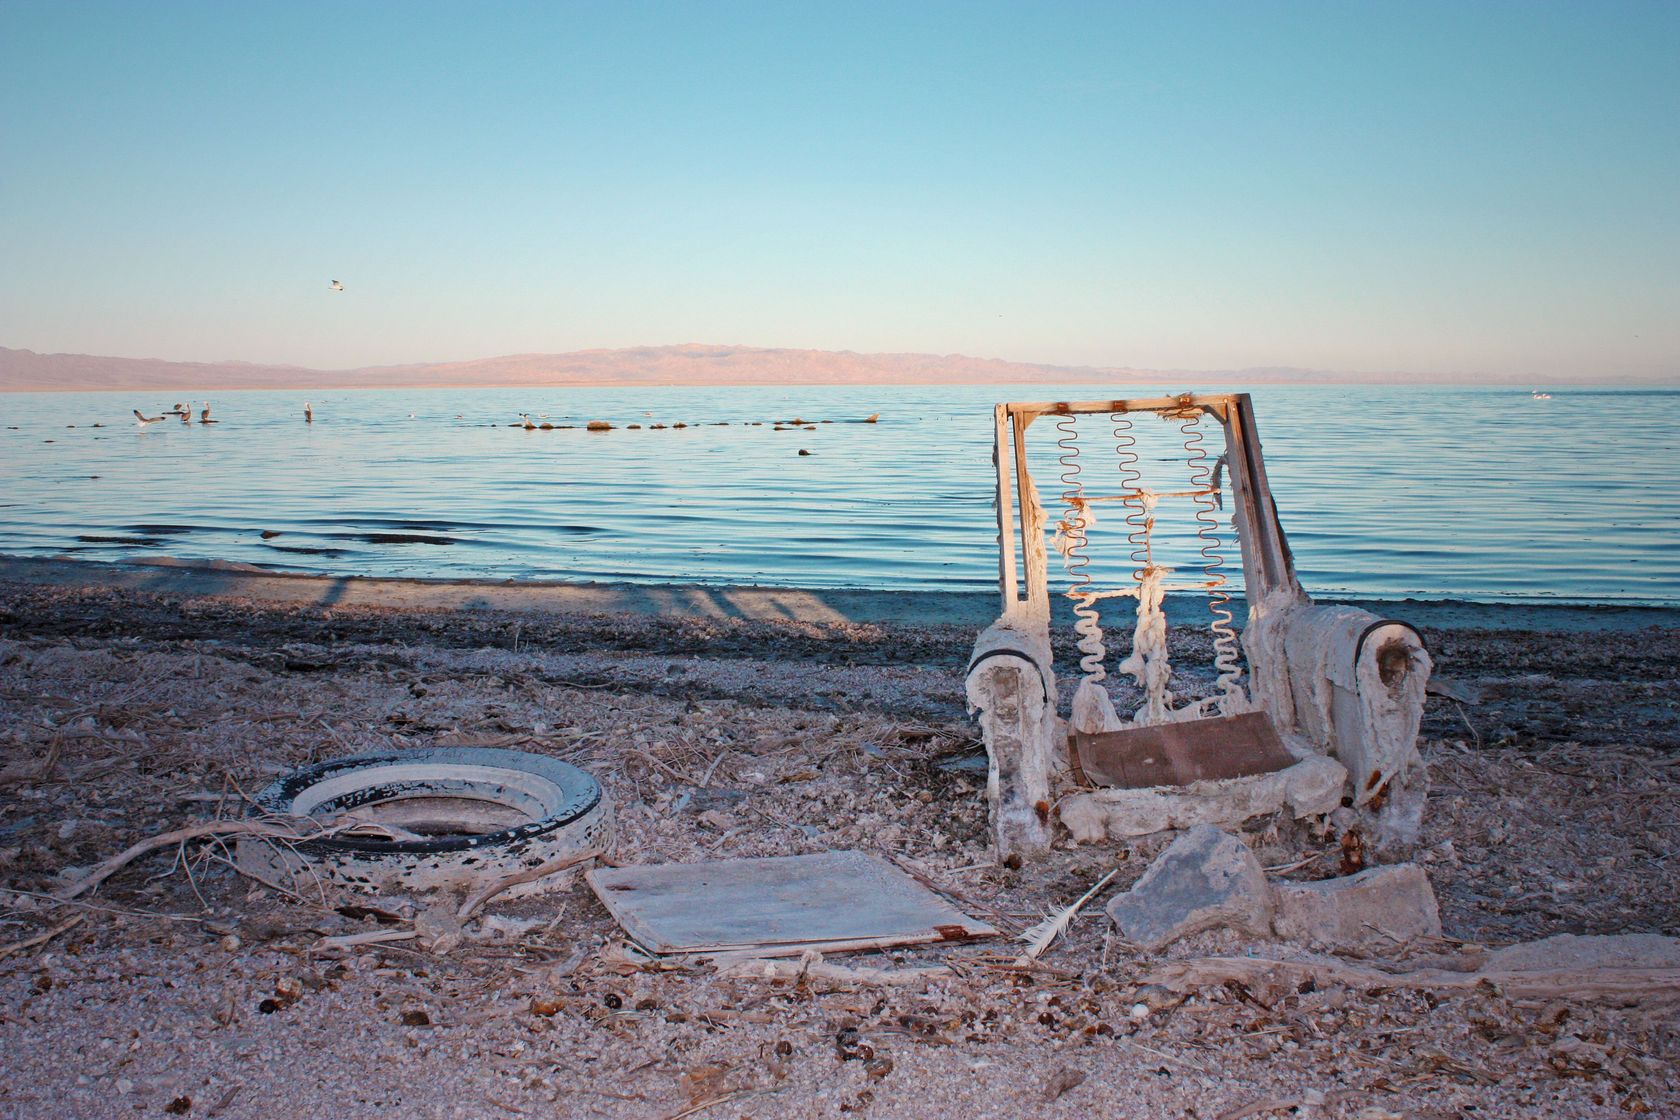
left=1, top=384, right=1675, bottom=605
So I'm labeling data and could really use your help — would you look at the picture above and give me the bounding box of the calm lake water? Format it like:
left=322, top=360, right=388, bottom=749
left=2, top=384, right=1676, bottom=606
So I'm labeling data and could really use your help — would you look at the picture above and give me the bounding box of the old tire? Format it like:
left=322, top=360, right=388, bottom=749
left=236, top=746, right=613, bottom=897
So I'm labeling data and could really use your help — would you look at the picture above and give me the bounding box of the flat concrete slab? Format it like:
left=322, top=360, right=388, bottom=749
left=587, top=850, right=996, bottom=957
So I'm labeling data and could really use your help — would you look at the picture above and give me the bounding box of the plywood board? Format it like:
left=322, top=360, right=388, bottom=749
left=586, top=850, right=997, bottom=957
left=1069, top=710, right=1294, bottom=789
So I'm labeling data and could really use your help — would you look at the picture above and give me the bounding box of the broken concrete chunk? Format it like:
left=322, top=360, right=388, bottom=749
left=1105, top=825, right=1273, bottom=951
left=1271, top=863, right=1441, bottom=951
left=1059, top=753, right=1345, bottom=844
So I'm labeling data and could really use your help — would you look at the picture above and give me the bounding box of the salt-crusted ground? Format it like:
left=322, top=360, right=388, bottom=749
left=1, top=579, right=1676, bottom=1119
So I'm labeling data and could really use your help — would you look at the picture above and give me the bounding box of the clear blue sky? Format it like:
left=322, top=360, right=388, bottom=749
left=2, top=1, right=1675, bottom=378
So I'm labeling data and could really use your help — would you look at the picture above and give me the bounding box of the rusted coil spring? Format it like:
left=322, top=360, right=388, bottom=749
left=1055, top=413, right=1105, bottom=682
left=1114, top=411, right=1148, bottom=583
left=1179, top=409, right=1244, bottom=704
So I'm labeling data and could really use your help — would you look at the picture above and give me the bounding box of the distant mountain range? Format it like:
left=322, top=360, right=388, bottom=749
left=0, top=342, right=1653, bottom=392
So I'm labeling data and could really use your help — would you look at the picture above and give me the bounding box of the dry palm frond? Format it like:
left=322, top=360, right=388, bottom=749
left=1018, top=869, right=1118, bottom=961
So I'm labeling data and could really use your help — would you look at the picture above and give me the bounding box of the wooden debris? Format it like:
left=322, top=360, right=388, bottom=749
left=55, top=818, right=334, bottom=901
left=1144, top=935, right=1680, bottom=1004
left=1068, top=711, right=1293, bottom=789
left=714, top=951, right=953, bottom=988
left=1216, top=1098, right=1301, bottom=1120
left=313, top=928, right=419, bottom=953
left=0, top=914, right=83, bottom=960
left=457, top=845, right=607, bottom=921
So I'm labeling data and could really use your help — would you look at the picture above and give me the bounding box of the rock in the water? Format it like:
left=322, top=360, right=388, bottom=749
left=1271, top=863, right=1440, bottom=951
left=1106, top=824, right=1273, bottom=951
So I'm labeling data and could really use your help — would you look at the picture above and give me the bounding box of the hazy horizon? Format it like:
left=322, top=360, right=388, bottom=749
left=2, top=3, right=1676, bottom=381
left=6, top=339, right=1674, bottom=394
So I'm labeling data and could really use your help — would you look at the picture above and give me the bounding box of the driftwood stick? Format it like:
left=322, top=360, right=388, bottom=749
left=457, top=846, right=606, bottom=921
left=0, top=914, right=84, bottom=960
left=1216, top=1098, right=1301, bottom=1120
left=1144, top=954, right=1680, bottom=1003
left=714, top=954, right=954, bottom=988
left=313, top=928, right=419, bottom=953
left=55, top=819, right=326, bottom=901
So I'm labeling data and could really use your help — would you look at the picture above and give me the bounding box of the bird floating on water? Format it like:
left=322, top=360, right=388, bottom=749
left=330, top=280, right=344, bottom=292
left=303, top=402, right=313, bottom=423
left=133, top=409, right=165, bottom=426
left=199, top=401, right=218, bottom=424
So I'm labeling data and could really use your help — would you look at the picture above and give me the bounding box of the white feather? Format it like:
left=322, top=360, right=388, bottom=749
left=1018, top=869, right=1118, bottom=961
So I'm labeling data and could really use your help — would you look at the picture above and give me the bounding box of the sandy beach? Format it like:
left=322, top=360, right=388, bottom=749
left=8, top=2, right=1678, bottom=1116
left=1, top=565, right=1677, bottom=1119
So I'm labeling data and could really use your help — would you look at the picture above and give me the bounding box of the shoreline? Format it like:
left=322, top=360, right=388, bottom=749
left=2, top=553, right=1677, bottom=632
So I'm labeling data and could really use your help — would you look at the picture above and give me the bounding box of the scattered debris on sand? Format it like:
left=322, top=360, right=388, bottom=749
left=0, top=578, right=1676, bottom=1118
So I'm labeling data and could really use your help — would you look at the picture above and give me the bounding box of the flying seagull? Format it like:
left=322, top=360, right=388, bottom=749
left=133, top=409, right=165, bottom=426
left=330, top=280, right=344, bottom=292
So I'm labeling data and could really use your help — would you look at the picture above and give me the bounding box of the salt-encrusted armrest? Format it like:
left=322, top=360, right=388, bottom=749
left=965, top=614, right=1060, bottom=865
left=1246, top=596, right=1432, bottom=848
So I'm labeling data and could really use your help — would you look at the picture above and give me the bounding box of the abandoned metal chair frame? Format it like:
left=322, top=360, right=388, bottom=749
left=965, top=393, right=1433, bottom=864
